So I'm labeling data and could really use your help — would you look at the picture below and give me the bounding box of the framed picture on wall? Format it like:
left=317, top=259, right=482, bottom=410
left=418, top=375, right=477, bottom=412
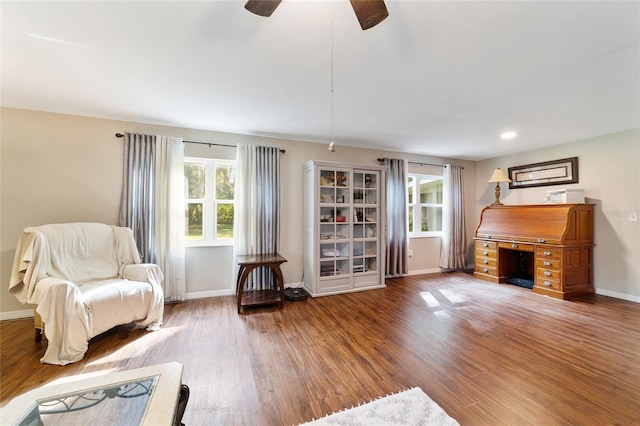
left=508, top=157, right=579, bottom=189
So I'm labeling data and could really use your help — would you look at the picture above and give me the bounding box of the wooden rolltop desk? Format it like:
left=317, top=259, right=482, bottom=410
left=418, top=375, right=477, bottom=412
left=473, top=204, right=594, bottom=299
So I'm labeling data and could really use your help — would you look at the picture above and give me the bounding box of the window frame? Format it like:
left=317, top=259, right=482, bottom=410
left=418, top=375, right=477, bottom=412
left=184, top=157, right=236, bottom=247
left=407, top=173, right=443, bottom=238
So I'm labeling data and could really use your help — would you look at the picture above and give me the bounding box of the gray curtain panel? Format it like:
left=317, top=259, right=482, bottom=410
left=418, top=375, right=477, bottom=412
left=439, top=164, right=467, bottom=270
left=118, top=132, right=156, bottom=263
left=256, top=145, right=281, bottom=255
left=381, top=158, right=409, bottom=278
left=254, top=146, right=281, bottom=290
left=235, top=144, right=281, bottom=290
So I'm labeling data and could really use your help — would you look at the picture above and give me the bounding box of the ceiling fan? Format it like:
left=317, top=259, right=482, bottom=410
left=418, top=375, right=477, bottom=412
left=244, top=0, right=389, bottom=31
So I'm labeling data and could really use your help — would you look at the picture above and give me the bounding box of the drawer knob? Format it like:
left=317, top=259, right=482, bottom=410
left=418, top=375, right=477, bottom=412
left=538, top=238, right=546, bottom=243
left=483, top=251, right=489, bottom=256
left=544, top=271, right=552, bottom=277
left=483, top=259, right=489, bottom=264
left=544, top=251, right=552, bottom=256
left=483, top=268, right=489, bottom=273
left=483, top=242, right=489, bottom=247
left=512, top=243, right=518, bottom=248
left=543, top=261, right=551, bottom=266
left=543, top=281, right=552, bottom=287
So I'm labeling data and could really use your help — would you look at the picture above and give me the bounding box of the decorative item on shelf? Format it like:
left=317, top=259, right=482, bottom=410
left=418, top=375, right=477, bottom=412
left=487, top=168, right=512, bottom=206
left=320, top=170, right=335, bottom=186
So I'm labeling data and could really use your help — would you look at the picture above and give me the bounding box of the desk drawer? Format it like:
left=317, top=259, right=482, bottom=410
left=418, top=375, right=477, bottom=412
left=476, top=240, right=497, bottom=250
left=498, top=242, right=534, bottom=252
left=535, top=257, right=561, bottom=269
left=536, top=246, right=562, bottom=261
left=477, top=257, right=497, bottom=268
left=475, top=264, right=497, bottom=276
left=536, top=267, right=561, bottom=280
left=475, top=247, right=497, bottom=258
left=536, top=277, right=561, bottom=291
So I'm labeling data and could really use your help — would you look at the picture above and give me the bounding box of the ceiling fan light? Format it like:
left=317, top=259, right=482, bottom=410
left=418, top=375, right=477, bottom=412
left=244, top=0, right=282, bottom=17
left=349, top=0, right=389, bottom=30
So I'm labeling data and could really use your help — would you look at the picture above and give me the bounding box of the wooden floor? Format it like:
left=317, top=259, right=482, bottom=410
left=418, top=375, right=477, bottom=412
left=1, top=272, right=639, bottom=425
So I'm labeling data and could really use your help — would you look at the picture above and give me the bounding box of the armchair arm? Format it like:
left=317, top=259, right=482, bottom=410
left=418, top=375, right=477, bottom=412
left=121, top=264, right=165, bottom=331
left=121, top=263, right=164, bottom=286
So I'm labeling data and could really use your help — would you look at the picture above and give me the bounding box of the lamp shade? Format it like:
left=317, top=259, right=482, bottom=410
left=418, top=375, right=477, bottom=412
left=487, top=168, right=512, bottom=183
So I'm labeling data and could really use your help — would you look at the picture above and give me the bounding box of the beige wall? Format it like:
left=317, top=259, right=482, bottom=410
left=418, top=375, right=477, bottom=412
left=4, top=107, right=635, bottom=318
left=1, top=107, right=476, bottom=317
left=476, top=129, right=640, bottom=301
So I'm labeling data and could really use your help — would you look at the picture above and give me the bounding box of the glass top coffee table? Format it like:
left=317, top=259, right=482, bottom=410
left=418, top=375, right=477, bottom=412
left=1, top=363, right=183, bottom=426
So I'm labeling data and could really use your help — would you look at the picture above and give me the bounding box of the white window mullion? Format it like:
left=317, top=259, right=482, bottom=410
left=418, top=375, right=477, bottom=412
left=206, top=162, right=217, bottom=242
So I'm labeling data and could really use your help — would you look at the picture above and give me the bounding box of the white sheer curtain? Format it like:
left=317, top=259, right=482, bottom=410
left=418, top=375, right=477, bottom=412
left=439, top=164, right=467, bottom=270
left=234, top=144, right=281, bottom=290
left=155, top=135, right=186, bottom=301
left=234, top=144, right=257, bottom=259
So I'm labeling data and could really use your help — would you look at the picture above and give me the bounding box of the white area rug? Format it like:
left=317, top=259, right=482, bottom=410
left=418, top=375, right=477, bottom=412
left=301, top=387, right=460, bottom=426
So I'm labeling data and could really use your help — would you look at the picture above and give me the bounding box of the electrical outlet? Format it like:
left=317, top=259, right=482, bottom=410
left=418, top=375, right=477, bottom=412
left=629, top=211, right=638, bottom=222
left=408, top=249, right=414, bottom=257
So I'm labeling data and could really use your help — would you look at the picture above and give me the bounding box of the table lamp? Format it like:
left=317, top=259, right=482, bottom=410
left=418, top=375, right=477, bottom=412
left=488, top=168, right=511, bottom=205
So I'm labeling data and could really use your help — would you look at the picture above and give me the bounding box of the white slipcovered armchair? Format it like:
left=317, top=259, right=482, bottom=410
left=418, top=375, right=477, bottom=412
left=9, top=223, right=164, bottom=365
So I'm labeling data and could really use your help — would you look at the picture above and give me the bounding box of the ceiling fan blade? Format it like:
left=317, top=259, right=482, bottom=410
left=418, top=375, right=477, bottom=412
left=244, top=0, right=282, bottom=17
left=349, top=0, right=389, bottom=30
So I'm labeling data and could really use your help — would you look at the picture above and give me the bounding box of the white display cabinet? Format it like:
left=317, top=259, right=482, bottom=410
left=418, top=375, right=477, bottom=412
left=303, top=161, right=386, bottom=296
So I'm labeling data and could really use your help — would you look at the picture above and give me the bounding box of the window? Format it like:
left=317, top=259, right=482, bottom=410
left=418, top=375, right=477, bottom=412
left=408, top=174, right=443, bottom=237
left=184, top=157, right=235, bottom=246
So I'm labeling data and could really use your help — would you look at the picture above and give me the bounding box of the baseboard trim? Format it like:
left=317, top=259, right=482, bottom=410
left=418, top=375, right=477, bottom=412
left=595, top=288, right=640, bottom=303
left=407, top=268, right=442, bottom=276
left=185, top=281, right=304, bottom=301
left=185, top=289, right=234, bottom=300
left=0, top=309, right=34, bottom=321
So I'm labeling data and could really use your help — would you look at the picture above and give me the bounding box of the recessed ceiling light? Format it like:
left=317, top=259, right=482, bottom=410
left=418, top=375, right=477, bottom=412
left=501, top=131, right=517, bottom=140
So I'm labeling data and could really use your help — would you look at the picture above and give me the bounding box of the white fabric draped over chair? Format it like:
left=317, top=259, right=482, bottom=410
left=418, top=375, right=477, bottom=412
left=9, top=223, right=164, bottom=365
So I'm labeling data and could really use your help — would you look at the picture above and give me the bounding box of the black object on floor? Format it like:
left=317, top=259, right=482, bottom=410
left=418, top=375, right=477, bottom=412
left=285, top=287, right=308, bottom=301
left=504, top=275, right=534, bottom=289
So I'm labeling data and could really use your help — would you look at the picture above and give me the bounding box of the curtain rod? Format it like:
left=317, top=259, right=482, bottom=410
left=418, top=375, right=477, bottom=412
left=377, top=158, right=446, bottom=168
left=115, top=133, right=285, bottom=153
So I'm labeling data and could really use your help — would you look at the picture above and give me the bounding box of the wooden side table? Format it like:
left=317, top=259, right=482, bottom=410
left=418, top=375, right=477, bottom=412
left=236, top=253, right=287, bottom=314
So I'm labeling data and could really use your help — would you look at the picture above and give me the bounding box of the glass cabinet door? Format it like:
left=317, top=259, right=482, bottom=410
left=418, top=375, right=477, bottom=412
left=320, top=169, right=350, bottom=205
left=351, top=170, right=379, bottom=275
left=319, top=167, right=352, bottom=279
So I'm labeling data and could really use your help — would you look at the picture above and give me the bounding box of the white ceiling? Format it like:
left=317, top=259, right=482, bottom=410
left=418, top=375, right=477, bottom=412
left=2, top=0, right=639, bottom=161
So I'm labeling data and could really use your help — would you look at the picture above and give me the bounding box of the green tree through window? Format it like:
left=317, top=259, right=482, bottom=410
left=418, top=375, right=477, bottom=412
left=185, top=158, right=235, bottom=244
